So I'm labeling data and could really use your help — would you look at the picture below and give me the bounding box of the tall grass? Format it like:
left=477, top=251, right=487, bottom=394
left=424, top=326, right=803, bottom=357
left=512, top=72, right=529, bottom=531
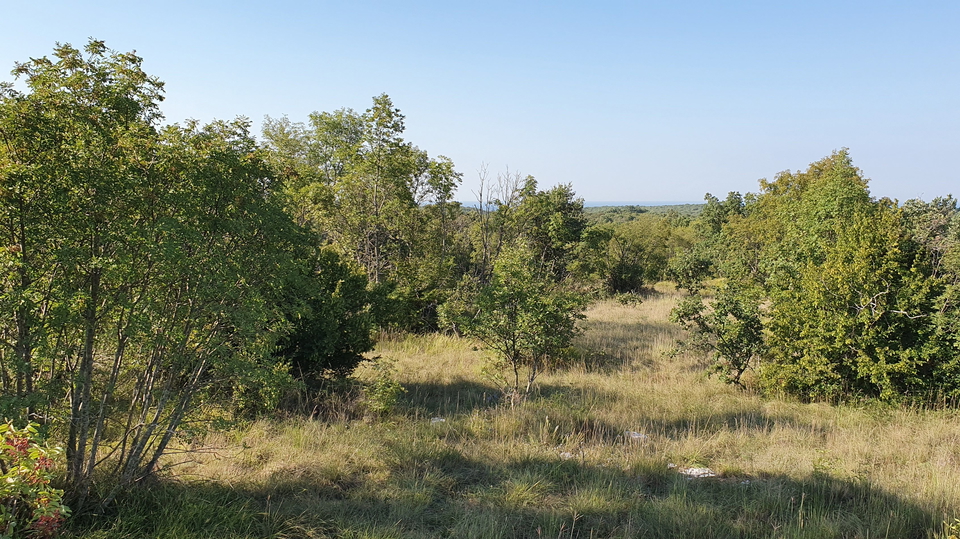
left=68, top=289, right=960, bottom=538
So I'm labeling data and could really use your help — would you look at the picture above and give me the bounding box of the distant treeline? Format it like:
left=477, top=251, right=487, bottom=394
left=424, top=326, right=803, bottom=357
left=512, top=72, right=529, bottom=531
left=585, top=203, right=704, bottom=224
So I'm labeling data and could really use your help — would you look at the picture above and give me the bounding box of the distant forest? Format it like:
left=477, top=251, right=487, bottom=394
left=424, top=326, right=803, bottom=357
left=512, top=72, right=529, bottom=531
left=585, top=204, right=705, bottom=224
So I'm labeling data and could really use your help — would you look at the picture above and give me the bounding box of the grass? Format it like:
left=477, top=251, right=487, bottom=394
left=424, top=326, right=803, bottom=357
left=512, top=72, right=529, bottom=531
left=67, top=287, right=960, bottom=538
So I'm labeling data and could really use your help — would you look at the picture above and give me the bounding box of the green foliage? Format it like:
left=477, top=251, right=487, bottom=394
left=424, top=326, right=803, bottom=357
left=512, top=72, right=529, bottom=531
left=761, top=203, right=959, bottom=401
left=901, top=196, right=960, bottom=278
left=517, top=183, right=587, bottom=281
left=575, top=214, right=694, bottom=294
left=666, top=249, right=712, bottom=293
left=456, top=244, right=587, bottom=397
left=584, top=203, right=704, bottom=224
left=362, top=359, right=406, bottom=416
left=262, top=95, right=465, bottom=330
left=695, top=192, right=746, bottom=238
left=666, top=191, right=748, bottom=292
left=0, top=40, right=341, bottom=507
left=678, top=150, right=960, bottom=402
left=0, top=422, right=69, bottom=538
left=670, top=287, right=764, bottom=387
left=276, top=248, right=376, bottom=383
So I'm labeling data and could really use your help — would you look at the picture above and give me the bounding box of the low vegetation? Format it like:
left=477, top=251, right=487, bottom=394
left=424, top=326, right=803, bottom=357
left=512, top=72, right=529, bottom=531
left=67, top=291, right=960, bottom=538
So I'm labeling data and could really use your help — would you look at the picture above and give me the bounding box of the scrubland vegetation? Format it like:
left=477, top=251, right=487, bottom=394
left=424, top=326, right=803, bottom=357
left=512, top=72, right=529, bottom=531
left=69, top=293, right=960, bottom=538
left=2, top=40, right=960, bottom=538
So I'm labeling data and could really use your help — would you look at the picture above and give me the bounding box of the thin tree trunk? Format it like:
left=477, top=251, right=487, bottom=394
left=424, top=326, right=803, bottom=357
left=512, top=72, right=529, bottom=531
left=67, top=263, right=101, bottom=505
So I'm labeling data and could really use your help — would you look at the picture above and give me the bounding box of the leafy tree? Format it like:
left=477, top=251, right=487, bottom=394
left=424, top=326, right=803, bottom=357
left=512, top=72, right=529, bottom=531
left=664, top=191, right=749, bottom=293
left=574, top=224, right=648, bottom=294
left=670, top=286, right=764, bottom=387
left=666, top=249, right=712, bottom=293
left=456, top=244, right=586, bottom=400
left=263, top=95, right=465, bottom=329
left=575, top=214, right=694, bottom=294
left=275, top=248, right=376, bottom=383
left=468, top=167, right=535, bottom=283
left=901, top=196, right=960, bottom=280
left=695, top=192, right=746, bottom=238
left=676, top=150, right=960, bottom=402
left=0, top=41, right=334, bottom=508
left=761, top=202, right=959, bottom=400
left=518, top=182, right=587, bottom=281
left=0, top=40, right=165, bottom=425
left=468, top=170, right=587, bottom=284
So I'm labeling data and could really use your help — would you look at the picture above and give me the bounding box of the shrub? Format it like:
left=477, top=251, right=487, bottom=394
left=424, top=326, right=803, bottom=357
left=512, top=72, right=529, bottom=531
left=0, top=422, right=69, bottom=538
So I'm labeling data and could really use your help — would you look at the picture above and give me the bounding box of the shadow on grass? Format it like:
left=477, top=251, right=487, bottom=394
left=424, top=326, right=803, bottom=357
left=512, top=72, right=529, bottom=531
left=398, top=367, right=639, bottom=422
left=399, top=381, right=630, bottom=446
left=657, top=409, right=829, bottom=441
left=68, top=450, right=944, bottom=539
left=401, top=379, right=830, bottom=448
left=563, top=346, right=652, bottom=373
left=401, top=379, right=502, bottom=418
left=529, top=385, right=829, bottom=444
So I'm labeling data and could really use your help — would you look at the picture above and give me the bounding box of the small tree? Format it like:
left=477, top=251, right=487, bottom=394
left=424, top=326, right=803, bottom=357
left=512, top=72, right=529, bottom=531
left=461, top=245, right=586, bottom=400
left=670, top=285, right=764, bottom=387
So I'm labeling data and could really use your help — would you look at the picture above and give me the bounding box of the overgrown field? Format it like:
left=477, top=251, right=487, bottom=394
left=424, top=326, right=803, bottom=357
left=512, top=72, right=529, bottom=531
left=71, top=290, right=960, bottom=538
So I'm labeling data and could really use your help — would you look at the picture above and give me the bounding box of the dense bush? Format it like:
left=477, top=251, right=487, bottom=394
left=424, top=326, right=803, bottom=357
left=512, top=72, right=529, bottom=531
left=676, top=151, right=960, bottom=402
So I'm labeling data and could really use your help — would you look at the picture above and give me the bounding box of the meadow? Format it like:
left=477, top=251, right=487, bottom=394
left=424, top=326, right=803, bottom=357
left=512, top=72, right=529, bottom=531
left=71, top=288, right=960, bottom=539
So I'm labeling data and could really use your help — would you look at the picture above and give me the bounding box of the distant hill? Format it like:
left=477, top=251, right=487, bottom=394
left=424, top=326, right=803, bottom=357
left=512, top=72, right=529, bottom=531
left=584, top=203, right=704, bottom=224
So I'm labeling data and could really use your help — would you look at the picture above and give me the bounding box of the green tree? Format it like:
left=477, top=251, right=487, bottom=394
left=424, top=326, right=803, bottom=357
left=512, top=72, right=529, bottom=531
left=665, top=191, right=748, bottom=293
left=0, top=40, right=164, bottom=425
left=0, top=41, right=322, bottom=508
left=456, top=244, right=586, bottom=400
left=575, top=214, right=694, bottom=294
left=518, top=182, right=587, bottom=281
left=263, top=95, right=465, bottom=329
left=468, top=171, right=587, bottom=284
left=671, top=286, right=764, bottom=387
left=275, top=248, right=376, bottom=384
left=677, top=150, right=960, bottom=402
left=761, top=202, right=958, bottom=400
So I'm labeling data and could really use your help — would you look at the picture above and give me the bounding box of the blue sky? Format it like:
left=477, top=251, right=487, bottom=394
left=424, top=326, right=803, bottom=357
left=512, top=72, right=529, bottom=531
left=3, top=1, right=958, bottom=203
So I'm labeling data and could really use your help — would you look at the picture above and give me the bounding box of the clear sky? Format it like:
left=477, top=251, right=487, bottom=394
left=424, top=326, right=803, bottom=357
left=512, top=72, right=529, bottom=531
left=3, top=1, right=958, bottom=203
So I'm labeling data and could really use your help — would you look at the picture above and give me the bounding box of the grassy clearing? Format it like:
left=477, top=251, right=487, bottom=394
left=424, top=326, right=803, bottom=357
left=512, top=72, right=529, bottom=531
left=69, top=288, right=960, bottom=538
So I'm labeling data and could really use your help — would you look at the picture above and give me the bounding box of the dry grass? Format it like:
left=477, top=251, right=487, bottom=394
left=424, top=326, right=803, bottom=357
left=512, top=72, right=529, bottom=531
left=80, top=289, right=960, bottom=538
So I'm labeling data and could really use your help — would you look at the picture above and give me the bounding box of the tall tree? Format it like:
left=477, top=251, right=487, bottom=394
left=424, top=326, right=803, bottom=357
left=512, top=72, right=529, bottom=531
left=468, top=171, right=587, bottom=284
left=263, top=95, right=465, bottom=329
left=0, top=41, right=330, bottom=508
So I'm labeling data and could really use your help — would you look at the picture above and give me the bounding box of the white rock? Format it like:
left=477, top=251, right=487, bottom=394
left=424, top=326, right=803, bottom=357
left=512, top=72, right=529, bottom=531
left=679, top=467, right=717, bottom=478
left=430, top=417, right=445, bottom=423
